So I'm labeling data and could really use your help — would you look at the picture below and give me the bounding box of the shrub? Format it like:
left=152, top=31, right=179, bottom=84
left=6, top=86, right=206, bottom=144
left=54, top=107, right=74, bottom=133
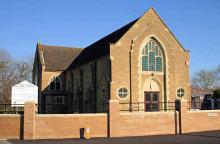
left=213, top=89, right=220, bottom=99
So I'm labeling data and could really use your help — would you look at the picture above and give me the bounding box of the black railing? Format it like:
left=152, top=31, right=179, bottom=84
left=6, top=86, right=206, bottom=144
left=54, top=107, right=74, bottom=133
left=0, top=104, right=24, bottom=114
left=119, top=102, right=176, bottom=112
left=189, top=101, right=220, bottom=110
left=36, top=102, right=109, bottom=114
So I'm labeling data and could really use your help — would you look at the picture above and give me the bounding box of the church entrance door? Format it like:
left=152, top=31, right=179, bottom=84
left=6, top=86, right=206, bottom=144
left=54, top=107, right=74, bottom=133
left=144, top=92, right=159, bottom=111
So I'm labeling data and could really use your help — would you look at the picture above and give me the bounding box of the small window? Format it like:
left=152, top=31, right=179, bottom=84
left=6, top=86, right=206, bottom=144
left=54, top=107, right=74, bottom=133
left=55, top=96, right=64, bottom=104
left=177, top=88, right=185, bottom=98
left=50, top=81, right=55, bottom=90
left=101, top=87, right=107, bottom=99
left=56, top=81, right=60, bottom=90
left=118, top=88, right=128, bottom=99
left=67, top=80, right=71, bottom=90
left=50, top=76, right=61, bottom=91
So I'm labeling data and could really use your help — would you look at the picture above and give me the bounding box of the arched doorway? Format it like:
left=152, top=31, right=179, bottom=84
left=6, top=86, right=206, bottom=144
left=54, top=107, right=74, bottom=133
left=143, top=78, right=162, bottom=111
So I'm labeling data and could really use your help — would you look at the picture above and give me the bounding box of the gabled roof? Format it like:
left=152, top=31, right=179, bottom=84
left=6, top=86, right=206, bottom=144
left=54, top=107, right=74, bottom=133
left=70, top=18, right=139, bottom=68
left=36, top=8, right=189, bottom=71
left=37, top=44, right=83, bottom=71
left=70, top=8, right=189, bottom=68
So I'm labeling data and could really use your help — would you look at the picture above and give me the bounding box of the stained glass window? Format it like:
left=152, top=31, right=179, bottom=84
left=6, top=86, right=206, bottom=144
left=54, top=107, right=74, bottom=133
left=149, top=52, right=155, bottom=71
left=142, top=38, right=163, bottom=72
left=156, top=57, right=162, bottom=71
left=142, top=56, right=148, bottom=71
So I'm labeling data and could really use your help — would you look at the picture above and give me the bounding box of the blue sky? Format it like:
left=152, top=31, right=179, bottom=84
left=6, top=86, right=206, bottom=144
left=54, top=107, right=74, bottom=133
left=0, top=0, right=219, bottom=76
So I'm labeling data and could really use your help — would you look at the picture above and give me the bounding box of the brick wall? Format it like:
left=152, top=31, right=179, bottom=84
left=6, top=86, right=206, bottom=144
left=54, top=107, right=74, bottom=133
left=35, top=114, right=108, bottom=139
left=117, top=112, right=176, bottom=137
left=109, top=100, right=177, bottom=137
left=182, top=111, right=220, bottom=133
left=0, top=114, right=22, bottom=139
left=24, top=101, right=108, bottom=139
left=1, top=100, right=220, bottom=140
left=180, top=100, right=220, bottom=133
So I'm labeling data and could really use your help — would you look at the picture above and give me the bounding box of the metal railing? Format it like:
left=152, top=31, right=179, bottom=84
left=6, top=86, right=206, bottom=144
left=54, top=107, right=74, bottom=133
left=36, top=102, right=109, bottom=114
left=189, top=101, right=220, bottom=110
left=119, top=102, right=176, bottom=112
left=0, top=104, right=24, bottom=114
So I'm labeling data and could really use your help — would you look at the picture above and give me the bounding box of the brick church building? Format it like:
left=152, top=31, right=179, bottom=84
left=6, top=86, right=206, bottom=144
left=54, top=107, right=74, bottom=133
left=33, top=8, right=190, bottom=113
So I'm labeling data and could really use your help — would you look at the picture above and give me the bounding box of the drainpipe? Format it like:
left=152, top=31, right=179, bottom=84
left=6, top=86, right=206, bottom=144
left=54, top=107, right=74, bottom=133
left=129, top=40, right=134, bottom=112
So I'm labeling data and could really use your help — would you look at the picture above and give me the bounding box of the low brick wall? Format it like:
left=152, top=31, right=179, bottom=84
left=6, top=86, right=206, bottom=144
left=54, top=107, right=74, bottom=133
left=0, top=114, right=22, bottom=139
left=35, top=114, right=108, bottom=139
left=109, top=100, right=178, bottom=137
left=1, top=100, right=220, bottom=140
left=116, top=112, right=177, bottom=137
left=182, top=110, right=220, bottom=133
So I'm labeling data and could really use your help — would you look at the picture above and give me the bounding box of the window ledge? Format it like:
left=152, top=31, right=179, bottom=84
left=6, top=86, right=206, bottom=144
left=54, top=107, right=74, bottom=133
left=141, top=71, right=164, bottom=75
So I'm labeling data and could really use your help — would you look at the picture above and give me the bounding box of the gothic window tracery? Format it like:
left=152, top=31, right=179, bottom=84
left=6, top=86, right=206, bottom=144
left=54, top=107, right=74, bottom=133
left=142, top=39, right=163, bottom=72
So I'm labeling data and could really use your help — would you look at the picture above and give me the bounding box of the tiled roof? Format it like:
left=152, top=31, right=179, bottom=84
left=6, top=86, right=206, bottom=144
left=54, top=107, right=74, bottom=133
left=38, top=44, right=83, bottom=71
left=69, top=18, right=139, bottom=68
left=191, top=86, right=213, bottom=97
left=36, top=8, right=191, bottom=71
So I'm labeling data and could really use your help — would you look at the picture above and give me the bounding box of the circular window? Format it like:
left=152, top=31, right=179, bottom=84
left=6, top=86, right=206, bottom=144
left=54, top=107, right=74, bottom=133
left=118, top=88, right=128, bottom=99
left=177, top=88, right=185, bottom=98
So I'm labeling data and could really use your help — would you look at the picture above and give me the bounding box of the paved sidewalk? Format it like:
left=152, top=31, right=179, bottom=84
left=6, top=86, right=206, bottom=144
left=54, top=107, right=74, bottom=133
left=1, top=133, right=220, bottom=144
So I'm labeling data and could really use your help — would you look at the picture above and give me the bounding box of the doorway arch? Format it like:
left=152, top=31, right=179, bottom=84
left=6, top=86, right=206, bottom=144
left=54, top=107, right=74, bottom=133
left=143, top=78, right=164, bottom=111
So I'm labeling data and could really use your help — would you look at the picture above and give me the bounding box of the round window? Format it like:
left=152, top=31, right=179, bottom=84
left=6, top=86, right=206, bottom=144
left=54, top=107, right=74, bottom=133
left=118, top=87, right=128, bottom=99
left=177, top=88, right=185, bottom=98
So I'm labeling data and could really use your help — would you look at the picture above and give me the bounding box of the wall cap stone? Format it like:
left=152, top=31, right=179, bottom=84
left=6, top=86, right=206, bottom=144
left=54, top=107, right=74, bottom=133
left=119, top=111, right=175, bottom=116
left=36, top=113, right=107, bottom=117
left=188, top=110, right=220, bottom=113
left=109, top=100, right=119, bottom=103
left=0, top=114, right=21, bottom=117
left=24, top=101, right=36, bottom=104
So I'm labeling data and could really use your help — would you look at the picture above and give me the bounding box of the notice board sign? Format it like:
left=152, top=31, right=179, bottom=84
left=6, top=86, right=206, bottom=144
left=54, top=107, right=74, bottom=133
left=11, top=80, right=38, bottom=106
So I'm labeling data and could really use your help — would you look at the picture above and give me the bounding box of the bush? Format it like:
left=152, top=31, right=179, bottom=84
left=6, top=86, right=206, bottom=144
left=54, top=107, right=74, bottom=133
left=213, top=89, right=220, bottom=99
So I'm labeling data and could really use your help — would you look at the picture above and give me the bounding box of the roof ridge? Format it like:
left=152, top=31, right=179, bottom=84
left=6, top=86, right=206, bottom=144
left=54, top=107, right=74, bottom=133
left=38, top=43, right=83, bottom=49
left=70, top=18, right=139, bottom=68
left=85, top=18, right=139, bottom=49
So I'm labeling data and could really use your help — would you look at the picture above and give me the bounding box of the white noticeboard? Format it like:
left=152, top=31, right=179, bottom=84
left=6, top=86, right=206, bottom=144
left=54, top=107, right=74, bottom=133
left=11, top=80, right=38, bottom=106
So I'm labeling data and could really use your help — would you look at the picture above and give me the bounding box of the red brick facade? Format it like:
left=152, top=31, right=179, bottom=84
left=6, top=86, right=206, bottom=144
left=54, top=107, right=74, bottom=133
left=1, top=100, right=220, bottom=140
left=0, top=115, right=22, bottom=139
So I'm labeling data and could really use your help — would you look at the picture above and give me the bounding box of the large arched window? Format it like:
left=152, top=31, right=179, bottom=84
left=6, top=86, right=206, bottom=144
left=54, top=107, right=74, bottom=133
left=50, top=76, right=61, bottom=91
left=142, top=38, right=163, bottom=72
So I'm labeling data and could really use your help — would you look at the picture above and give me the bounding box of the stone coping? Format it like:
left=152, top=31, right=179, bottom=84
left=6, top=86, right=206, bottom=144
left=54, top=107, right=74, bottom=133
left=0, top=114, right=21, bottom=117
left=119, top=111, right=175, bottom=116
left=188, top=110, right=220, bottom=113
left=36, top=113, right=107, bottom=117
